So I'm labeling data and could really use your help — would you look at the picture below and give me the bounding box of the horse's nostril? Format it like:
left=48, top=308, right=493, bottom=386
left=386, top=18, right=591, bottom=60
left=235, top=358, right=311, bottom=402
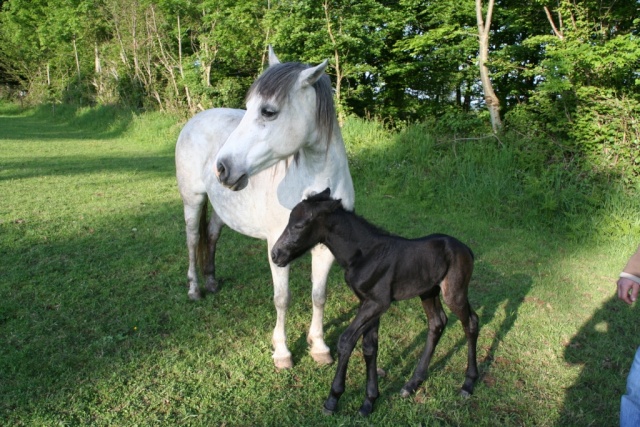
left=216, top=160, right=227, bottom=181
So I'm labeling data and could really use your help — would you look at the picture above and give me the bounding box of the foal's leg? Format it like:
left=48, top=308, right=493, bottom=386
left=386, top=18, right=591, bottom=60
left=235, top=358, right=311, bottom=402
left=324, top=300, right=387, bottom=415
left=308, top=244, right=334, bottom=365
left=401, top=296, right=448, bottom=397
left=182, top=194, right=207, bottom=300
left=267, top=246, right=293, bottom=369
left=202, top=209, right=224, bottom=294
left=448, top=300, right=480, bottom=396
left=359, top=319, right=380, bottom=417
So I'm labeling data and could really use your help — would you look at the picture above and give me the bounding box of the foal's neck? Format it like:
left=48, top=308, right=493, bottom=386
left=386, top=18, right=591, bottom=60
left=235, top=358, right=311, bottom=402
left=323, top=209, right=381, bottom=268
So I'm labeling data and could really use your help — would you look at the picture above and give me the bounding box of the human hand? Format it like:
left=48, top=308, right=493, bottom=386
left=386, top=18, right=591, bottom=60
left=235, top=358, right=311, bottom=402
left=617, top=277, right=640, bottom=305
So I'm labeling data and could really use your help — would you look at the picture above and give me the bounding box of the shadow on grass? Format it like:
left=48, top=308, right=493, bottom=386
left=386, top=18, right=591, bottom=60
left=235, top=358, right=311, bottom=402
left=560, top=295, right=640, bottom=426
left=0, top=104, right=135, bottom=141
left=375, top=258, right=532, bottom=402
left=0, top=196, right=282, bottom=422
left=0, top=153, right=175, bottom=182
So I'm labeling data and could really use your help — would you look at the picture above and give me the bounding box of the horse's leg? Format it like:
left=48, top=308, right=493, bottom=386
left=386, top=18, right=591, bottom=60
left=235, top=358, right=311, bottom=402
left=308, top=244, right=334, bottom=365
left=324, top=299, right=387, bottom=415
left=401, top=296, right=448, bottom=397
left=182, top=193, right=207, bottom=300
left=358, top=318, right=380, bottom=417
left=203, top=208, right=224, bottom=294
left=448, top=300, right=480, bottom=397
left=267, top=247, right=293, bottom=369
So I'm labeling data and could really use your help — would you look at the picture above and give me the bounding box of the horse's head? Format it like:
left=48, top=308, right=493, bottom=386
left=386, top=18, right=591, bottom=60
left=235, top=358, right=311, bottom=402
left=215, top=47, right=334, bottom=191
left=271, top=188, right=341, bottom=267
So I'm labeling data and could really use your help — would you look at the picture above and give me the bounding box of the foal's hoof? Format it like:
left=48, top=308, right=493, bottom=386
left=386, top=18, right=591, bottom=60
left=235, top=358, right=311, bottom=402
left=322, top=405, right=336, bottom=416
left=460, top=389, right=472, bottom=398
left=358, top=400, right=374, bottom=417
left=274, top=356, right=293, bottom=370
left=400, top=388, right=412, bottom=398
left=322, top=406, right=335, bottom=416
left=310, top=350, right=333, bottom=366
left=204, top=277, right=219, bottom=294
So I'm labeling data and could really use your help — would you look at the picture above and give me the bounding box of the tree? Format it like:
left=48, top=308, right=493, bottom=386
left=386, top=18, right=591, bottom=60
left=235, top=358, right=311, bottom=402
left=475, top=0, right=502, bottom=132
left=267, top=0, right=392, bottom=119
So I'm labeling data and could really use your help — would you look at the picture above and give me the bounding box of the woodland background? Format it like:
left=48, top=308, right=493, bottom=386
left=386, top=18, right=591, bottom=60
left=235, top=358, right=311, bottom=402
left=1, top=0, right=639, bottom=187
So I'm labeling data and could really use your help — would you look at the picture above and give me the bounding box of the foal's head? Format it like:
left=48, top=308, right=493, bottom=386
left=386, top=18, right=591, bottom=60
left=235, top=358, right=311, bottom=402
left=271, top=188, right=342, bottom=267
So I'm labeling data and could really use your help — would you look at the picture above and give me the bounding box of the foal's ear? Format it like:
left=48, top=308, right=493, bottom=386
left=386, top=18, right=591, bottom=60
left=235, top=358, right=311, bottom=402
left=299, top=60, right=329, bottom=87
left=304, top=187, right=331, bottom=201
left=318, top=187, right=331, bottom=198
left=268, top=45, right=281, bottom=66
left=328, top=199, right=343, bottom=212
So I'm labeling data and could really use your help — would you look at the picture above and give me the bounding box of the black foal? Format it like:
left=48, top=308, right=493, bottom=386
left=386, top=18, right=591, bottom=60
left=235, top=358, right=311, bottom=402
left=271, top=188, right=479, bottom=416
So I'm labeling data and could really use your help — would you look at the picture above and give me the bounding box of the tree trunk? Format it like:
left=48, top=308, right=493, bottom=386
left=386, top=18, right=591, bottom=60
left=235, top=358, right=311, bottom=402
left=323, top=0, right=344, bottom=125
left=475, top=0, right=502, bottom=133
left=72, top=36, right=81, bottom=78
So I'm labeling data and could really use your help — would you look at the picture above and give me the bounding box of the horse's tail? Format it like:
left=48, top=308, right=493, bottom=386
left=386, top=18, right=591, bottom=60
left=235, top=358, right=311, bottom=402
left=197, top=196, right=209, bottom=275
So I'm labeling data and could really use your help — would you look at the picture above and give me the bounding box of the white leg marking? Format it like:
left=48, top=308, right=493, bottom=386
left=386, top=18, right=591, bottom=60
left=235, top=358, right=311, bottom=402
left=308, top=244, right=334, bottom=365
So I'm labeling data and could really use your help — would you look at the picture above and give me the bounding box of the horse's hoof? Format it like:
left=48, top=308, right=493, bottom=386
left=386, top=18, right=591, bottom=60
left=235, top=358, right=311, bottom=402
left=311, top=350, right=333, bottom=366
left=188, top=290, right=202, bottom=301
left=204, top=278, right=219, bottom=294
left=400, top=388, right=411, bottom=398
left=274, top=356, right=293, bottom=370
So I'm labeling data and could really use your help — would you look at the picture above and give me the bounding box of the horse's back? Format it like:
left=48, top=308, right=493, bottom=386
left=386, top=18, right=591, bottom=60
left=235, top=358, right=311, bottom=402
left=176, top=108, right=244, bottom=160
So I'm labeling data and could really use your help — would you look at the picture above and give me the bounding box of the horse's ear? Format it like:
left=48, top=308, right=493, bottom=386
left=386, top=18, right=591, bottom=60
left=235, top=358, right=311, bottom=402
left=299, top=60, right=328, bottom=87
left=268, top=45, right=281, bottom=66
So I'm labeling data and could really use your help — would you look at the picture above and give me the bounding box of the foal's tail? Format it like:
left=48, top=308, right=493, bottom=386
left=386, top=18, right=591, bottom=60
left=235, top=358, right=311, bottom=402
left=197, top=196, right=210, bottom=275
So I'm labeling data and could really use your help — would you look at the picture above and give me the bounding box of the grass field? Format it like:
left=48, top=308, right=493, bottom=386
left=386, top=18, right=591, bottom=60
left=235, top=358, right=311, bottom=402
left=1, top=103, right=639, bottom=426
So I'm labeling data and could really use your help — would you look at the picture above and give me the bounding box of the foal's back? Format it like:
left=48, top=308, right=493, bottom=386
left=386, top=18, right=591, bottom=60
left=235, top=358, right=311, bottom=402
left=387, top=233, right=473, bottom=301
left=333, top=211, right=473, bottom=302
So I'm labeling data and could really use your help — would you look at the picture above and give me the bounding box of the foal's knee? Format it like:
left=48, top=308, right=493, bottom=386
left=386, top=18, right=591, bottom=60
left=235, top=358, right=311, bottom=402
left=468, top=310, right=479, bottom=335
left=430, top=310, right=448, bottom=335
left=362, top=330, right=379, bottom=357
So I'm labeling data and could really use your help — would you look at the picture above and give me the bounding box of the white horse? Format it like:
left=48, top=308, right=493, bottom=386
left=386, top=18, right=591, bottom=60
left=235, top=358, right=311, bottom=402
left=175, top=47, right=355, bottom=369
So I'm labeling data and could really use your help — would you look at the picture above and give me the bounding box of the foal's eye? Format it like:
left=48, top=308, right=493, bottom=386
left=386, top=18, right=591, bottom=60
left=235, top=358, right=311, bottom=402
left=261, top=107, right=278, bottom=119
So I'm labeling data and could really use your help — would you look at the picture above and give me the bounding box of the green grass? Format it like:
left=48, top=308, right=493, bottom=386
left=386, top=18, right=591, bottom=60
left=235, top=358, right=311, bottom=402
left=1, top=104, right=639, bottom=426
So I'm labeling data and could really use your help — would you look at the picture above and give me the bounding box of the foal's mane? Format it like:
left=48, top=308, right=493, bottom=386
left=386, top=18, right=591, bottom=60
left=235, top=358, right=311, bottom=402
left=247, top=62, right=336, bottom=148
left=338, top=206, right=393, bottom=238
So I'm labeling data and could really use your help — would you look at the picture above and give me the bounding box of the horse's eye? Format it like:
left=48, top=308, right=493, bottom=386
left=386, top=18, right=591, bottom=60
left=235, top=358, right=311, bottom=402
left=261, top=107, right=277, bottom=119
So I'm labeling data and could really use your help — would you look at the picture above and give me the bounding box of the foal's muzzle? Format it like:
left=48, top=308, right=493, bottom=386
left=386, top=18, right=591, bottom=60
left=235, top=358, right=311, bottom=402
left=271, top=247, right=289, bottom=267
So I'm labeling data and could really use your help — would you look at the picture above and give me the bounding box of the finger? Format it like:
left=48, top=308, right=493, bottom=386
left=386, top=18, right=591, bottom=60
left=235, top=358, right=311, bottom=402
left=618, top=279, right=630, bottom=303
left=632, top=284, right=640, bottom=303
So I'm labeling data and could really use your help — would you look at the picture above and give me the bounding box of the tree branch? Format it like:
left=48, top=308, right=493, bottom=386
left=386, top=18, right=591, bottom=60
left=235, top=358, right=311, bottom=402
left=544, top=6, right=564, bottom=40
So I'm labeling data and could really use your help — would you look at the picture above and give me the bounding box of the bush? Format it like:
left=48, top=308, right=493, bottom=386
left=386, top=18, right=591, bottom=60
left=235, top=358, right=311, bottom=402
left=343, top=115, right=637, bottom=240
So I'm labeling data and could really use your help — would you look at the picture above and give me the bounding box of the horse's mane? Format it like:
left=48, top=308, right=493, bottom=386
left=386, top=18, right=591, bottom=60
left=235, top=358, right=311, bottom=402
left=247, top=62, right=336, bottom=149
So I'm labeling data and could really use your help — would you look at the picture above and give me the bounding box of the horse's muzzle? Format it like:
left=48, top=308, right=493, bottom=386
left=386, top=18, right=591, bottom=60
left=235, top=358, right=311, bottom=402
left=216, top=159, right=249, bottom=191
